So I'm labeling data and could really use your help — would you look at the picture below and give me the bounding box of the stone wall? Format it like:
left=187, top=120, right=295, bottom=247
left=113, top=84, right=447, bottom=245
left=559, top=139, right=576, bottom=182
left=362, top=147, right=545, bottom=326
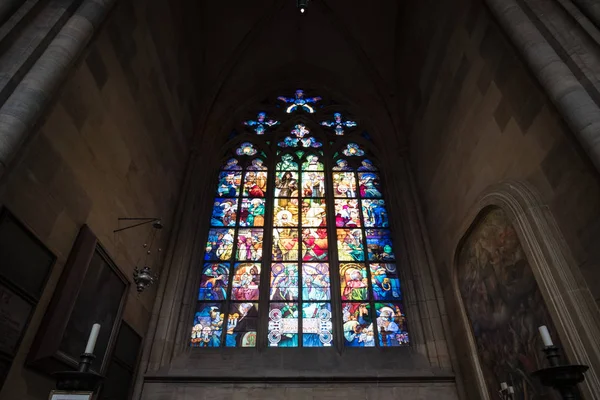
left=0, top=0, right=197, bottom=398
left=142, top=382, right=459, bottom=400
left=396, top=0, right=600, bottom=398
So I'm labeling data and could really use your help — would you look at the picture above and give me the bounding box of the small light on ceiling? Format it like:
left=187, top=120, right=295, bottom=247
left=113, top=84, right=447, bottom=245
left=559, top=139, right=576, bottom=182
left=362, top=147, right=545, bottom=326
left=297, top=0, right=308, bottom=13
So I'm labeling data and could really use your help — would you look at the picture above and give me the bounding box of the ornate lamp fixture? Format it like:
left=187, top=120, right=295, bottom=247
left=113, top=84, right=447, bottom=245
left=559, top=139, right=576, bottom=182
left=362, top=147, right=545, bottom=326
left=114, top=217, right=163, bottom=293
left=297, top=0, right=309, bottom=13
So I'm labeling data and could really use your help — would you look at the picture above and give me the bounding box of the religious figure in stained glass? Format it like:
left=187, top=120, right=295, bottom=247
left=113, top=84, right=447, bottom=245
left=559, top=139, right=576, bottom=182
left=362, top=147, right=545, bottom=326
left=342, top=143, right=366, bottom=157
left=236, top=142, right=258, bottom=156
left=278, top=125, right=323, bottom=148
left=244, top=112, right=280, bottom=135
left=321, top=113, right=357, bottom=136
left=277, top=89, right=322, bottom=113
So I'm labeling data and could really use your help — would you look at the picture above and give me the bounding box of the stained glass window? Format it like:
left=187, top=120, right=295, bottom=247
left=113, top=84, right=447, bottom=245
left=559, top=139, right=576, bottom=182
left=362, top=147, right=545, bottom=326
left=192, top=155, right=265, bottom=348
left=191, top=90, right=408, bottom=349
left=269, top=151, right=333, bottom=347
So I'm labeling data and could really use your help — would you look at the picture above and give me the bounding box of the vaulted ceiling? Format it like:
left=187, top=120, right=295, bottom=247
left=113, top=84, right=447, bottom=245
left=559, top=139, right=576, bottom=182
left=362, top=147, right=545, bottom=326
left=185, top=0, right=406, bottom=153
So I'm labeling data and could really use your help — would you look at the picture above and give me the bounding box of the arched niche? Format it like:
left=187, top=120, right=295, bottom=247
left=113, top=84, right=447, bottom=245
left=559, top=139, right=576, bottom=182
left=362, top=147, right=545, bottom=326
left=451, top=180, right=600, bottom=399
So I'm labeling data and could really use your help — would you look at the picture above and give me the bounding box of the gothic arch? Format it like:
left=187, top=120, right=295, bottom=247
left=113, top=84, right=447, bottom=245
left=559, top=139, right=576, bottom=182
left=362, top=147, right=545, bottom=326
left=451, top=180, right=600, bottom=399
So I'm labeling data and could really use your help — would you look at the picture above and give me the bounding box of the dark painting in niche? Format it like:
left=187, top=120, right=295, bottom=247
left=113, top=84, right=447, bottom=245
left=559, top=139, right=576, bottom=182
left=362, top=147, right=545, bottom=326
left=457, top=207, right=561, bottom=399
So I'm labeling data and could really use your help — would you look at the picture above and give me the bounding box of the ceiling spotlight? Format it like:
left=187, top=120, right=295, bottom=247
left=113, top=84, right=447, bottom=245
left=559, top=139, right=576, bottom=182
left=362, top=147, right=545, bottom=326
left=297, top=0, right=308, bottom=13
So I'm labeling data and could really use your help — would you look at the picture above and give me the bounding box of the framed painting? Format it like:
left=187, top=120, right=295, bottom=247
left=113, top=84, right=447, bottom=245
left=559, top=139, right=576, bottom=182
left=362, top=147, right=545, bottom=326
left=0, top=208, right=56, bottom=389
left=28, top=225, right=129, bottom=375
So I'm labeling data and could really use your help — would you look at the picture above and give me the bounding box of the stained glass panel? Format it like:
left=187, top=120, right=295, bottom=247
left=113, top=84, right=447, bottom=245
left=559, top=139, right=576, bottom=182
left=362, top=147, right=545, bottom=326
left=332, top=172, right=357, bottom=198
left=302, top=263, right=330, bottom=300
left=358, top=173, right=383, bottom=198
left=198, top=263, right=230, bottom=300
left=342, top=303, right=375, bottom=347
left=301, top=172, right=325, bottom=197
left=239, top=199, right=265, bottom=227
left=375, top=303, right=409, bottom=346
left=301, top=199, right=327, bottom=227
left=205, top=229, right=235, bottom=261
left=357, top=159, right=377, bottom=171
left=270, top=263, right=299, bottom=301
left=339, top=263, right=369, bottom=301
left=336, top=229, right=365, bottom=262
left=272, top=228, right=299, bottom=261
left=247, top=158, right=268, bottom=170
left=274, top=171, right=299, bottom=197
left=222, top=158, right=242, bottom=170
left=276, top=154, right=299, bottom=170
left=333, top=159, right=353, bottom=171
left=361, top=199, right=389, bottom=228
left=231, top=263, right=261, bottom=301
left=370, top=264, right=402, bottom=301
left=273, top=198, right=299, bottom=227
left=217, top=171, right=242, bottom=197
left=366, top=229, right=395, bottom=261
left=225, top=302, right=259, bottom=347
left=236, top=229, right=263, bottom=261
left=302, top=155, right=324, bottom=171
left=191, top=303, right=224, bottom=347
left=302, top=303, right=333, bottom=347
left=334, top=199, right=361, bottom=228
left=301, top=229, right=329, bottom=261
left=243, top=171, right=268, bottom=197
left=268, top=303, right=299, bottom=347
left=210, top=199, right=238, bottom=227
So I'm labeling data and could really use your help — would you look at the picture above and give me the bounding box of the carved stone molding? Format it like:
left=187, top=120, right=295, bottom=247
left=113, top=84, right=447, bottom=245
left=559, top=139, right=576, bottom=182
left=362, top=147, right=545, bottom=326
left=450, top=180, right=600, bottom=399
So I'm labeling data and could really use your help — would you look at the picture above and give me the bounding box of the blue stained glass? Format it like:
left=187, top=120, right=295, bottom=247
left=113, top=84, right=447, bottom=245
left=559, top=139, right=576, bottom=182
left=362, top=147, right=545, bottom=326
left=205, top=229, right=235, bottom=261
left=302, top=303, right=333, bottom=347
left=191, top=303, right=224, bottom=347
left=342, top=303, right=375, bottom=347
left=236, top=142, right=258, bottom=156
left=278, top=136, right=323, bottom=148
left=333, top=159, right=353, bottom=171
left=277, top=90, right=322, bottom=113
left=375, top=303, right=409, bottom=346
left=244, top=112, right=280, bottom=135
left=198, top=263, right=230, bottom=300
left=362, top=199, right=389, bottom=228
left=302, top=263, right=330, bottom=300
left=370, top=264, right=402, bottom=301
left=222, top=158, right=242, bottom=170
left=217, top=171, right=242, bottom=197
left=210, top=198, right=238, bottom=227
left=320, top=112, right=357, bottom=136
left=358, top=173, right=383, bottom=198
left=357, top=159, right=378, bottom=171
left=366, top=229, right=395, bottom=261
left=247, top=158, right=268, bottom=171
left=342, top=143, right=365, bottom=157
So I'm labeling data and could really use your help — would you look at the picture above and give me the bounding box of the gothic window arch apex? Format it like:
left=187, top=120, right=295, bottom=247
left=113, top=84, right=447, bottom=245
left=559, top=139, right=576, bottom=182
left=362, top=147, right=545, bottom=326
left=191, top=90, right=408, bottom=349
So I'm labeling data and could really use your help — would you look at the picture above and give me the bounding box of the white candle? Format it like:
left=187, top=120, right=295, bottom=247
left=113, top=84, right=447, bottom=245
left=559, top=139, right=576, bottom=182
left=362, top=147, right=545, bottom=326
left=84, top=323, right=101, bottom=354
left=508, top=387, right=515, bottom=394
left=538, top=325, right=554, bottom=347
left=500, top=382, right=508, bottom=390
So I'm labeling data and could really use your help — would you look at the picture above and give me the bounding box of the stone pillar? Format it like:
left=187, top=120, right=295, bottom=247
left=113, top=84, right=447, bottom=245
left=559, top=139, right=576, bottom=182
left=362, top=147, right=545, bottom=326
left=485, top=0, right=600, bottom=173
left=0, top=0, right=116, bottom=179
left=0, top=0, right=24, bottom=25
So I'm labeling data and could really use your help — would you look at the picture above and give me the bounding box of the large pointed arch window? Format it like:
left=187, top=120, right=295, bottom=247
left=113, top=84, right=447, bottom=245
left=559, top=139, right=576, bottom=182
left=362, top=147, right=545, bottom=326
left=190, top=91, right=409, bottom=349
